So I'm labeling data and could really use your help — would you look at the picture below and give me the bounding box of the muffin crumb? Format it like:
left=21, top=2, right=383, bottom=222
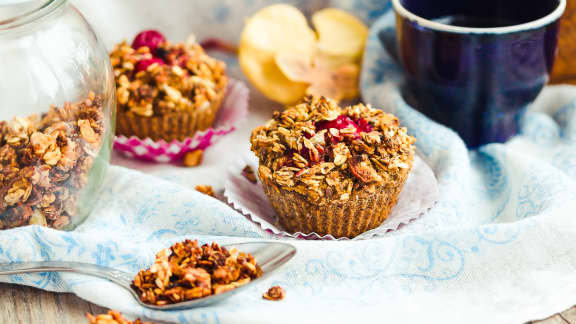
left=183, top=150, right=203, bottom=167
left=263, top=286, right=285, bottom=301
left=241, top=165, right=258, bottom=184
left=195, top=185, right=214, bottom=197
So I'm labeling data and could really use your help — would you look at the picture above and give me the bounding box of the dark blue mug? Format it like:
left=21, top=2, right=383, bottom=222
left=386, top=0, right=566, bottom=147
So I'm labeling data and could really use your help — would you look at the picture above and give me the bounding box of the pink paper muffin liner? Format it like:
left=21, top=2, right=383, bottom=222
left=224, top=153, right=439, bottom=240
left=114, top=79, right=249, bottom=163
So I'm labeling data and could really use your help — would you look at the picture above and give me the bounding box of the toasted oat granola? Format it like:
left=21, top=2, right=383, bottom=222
left=132, top=239, right=262, bottom=306
left=86, top=311, right=153, bottom=324
left=0, top=92, right=104, bottom=229
left=110, top=34, right=228, bottom=118
left=250, top=95, right=415, bottom=204
left=263, top=285, right=285, bottom=301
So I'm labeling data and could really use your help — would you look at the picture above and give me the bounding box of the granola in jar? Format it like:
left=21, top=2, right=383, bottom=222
left=110, top=30, right=228, bottom=142
left=250, top=95, right=415, bottom=238
left=0, top=93, right=105, bottom=230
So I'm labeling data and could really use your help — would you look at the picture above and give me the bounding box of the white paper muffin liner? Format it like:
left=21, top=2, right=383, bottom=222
left=224, top=153, right=439, bottom=240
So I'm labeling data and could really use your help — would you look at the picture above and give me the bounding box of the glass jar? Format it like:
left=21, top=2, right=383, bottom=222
left=0, top=0, right=115, bottom=230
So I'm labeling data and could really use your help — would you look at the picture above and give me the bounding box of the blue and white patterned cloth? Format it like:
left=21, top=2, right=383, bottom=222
left=2, top=0, right=576, bottom=323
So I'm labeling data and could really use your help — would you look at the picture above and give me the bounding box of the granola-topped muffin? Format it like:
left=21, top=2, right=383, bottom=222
left=250, top=96, right=415, bottom=238
left=110, top=30, right=228, bottom=142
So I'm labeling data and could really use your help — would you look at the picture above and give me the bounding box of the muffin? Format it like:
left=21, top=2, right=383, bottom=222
left=110, top=30, right=228, bottom=142
left=250, top=96, right=415, bottom=238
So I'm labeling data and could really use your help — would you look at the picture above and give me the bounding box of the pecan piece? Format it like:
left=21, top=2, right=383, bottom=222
left=349, top=155, right=382, bottom=183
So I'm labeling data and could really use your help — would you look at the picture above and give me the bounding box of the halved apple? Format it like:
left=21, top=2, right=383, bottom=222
left=275, top=52, right=360, bottom=101
left=312, top=8, right=369, bottom=66
left=239, top=4, right=317, bottom=105
left=239, top=5, right=368, bottom=104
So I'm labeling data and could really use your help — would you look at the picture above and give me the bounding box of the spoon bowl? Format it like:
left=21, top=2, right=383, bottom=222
left=0, top=241, right=296, bottom=310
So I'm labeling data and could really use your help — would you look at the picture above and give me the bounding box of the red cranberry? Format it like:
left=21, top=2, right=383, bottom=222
left=315, top=115, right=373, bottom=133
left=132, top=30, right=166, bottom=54
left=316, top=115, right=360, bottom=133
left=135, top=58, right=165, bottom=72
left=354, top=118, right=373, bottom=132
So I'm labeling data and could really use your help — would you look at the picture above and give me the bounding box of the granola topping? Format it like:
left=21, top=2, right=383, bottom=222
left=250, top=96, right=415, bottom=204
left=132, top=239, right=262, bottom=306
left=0, top=93, right=104, bottom=229
left=110, top=31, right=228, bottom=118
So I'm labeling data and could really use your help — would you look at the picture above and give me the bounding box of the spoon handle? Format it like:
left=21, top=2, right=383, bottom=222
left=0, top=261, right=134, bottom=290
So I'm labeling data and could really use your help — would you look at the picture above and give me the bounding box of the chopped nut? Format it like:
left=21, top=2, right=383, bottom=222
left=183, top=150, right=203, bottom=167
left=349, top=155, right=382, bottom=183
left=195, top=185, right=214, bottom=197
left=263, top=286, right=285, bottom=301
left=78, top=119, right=99, bottom=144
left=241, top=165, right=258, bottom=184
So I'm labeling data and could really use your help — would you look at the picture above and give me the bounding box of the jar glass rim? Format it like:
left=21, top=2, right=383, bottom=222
left=0, top=0, right=66, bottom=32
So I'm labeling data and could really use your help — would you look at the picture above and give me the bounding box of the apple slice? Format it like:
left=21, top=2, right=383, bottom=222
left=275, top=52, right=360, bottom=102
left=240, top=45, right=309, bottom=105
left=312, top=8, right=369, bottom=66
left=239, top=4, right=317, bottom=104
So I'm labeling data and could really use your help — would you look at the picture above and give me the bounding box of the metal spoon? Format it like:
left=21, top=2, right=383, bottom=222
left=0, top=242, right=296, bottom=310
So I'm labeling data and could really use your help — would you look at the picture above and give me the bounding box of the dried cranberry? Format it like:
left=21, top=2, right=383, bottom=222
left=355, top=118, right=373, bottom=132
left=316, top=115, right=359, bottom=133
left=132, top=30, right=166, bottom=54
left=135, top=58, right=165, bottom=72
left=315, top=115, right=373, bottom=142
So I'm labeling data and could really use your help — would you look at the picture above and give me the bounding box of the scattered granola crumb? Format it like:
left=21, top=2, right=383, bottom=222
left=263, top=286, right=285, bottom=301
left=183, top=150, right=203, bottom=167
left=131, top=239, right=262, bottom=306
left=195, top=185, right=214, bottom=197
left=86, top=310, right=153, bottom=324
left=241, top=165, right=258, bottom=184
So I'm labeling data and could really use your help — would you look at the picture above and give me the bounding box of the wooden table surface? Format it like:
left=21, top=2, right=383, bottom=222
left=0, top=283, right=574, bottom=323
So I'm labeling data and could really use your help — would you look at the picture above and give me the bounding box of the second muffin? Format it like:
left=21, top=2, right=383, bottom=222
left=250, top=96, right=415, bottom=238
left=111, top=30, right=228, bottom=142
